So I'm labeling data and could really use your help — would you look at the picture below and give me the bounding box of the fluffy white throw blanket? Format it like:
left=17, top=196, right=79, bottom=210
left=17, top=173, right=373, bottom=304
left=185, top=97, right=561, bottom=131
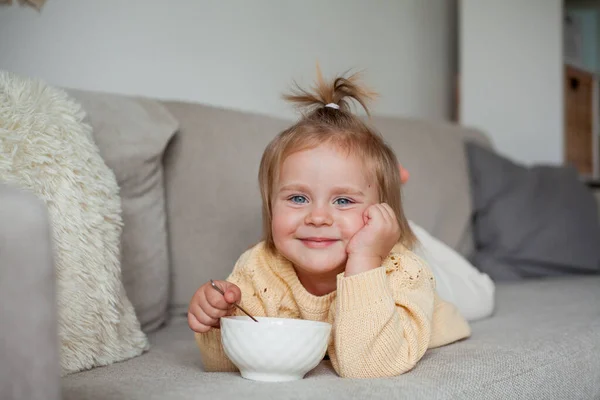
left=0, top=70, right=148, bottom=376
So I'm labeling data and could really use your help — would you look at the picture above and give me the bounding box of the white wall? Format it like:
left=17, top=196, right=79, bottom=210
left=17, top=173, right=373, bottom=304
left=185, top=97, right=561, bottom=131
left=0, top=0, right=456, bottom=121
left=460, top=0, right=564, bottom=165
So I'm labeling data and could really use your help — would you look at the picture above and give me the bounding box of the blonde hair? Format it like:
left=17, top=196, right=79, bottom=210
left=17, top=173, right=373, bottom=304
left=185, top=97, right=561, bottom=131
left=258, top=67, right=416, bottom=252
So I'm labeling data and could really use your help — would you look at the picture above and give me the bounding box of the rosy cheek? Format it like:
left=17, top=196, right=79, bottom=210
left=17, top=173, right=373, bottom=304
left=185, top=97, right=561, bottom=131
left=338, top=209, right=367, bottom=239
left=271, top=207, right=284, bottom=235
left=272, top=204, right=299, bottom=236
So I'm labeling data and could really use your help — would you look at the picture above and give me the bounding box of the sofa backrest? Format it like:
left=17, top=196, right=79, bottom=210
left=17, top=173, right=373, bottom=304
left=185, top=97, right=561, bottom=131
left=160, top=100, right=491, bottom=315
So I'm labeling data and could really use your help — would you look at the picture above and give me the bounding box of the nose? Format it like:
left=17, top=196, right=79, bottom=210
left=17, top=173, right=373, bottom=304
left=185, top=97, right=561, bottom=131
left=304, top=204, right=333, bottom=226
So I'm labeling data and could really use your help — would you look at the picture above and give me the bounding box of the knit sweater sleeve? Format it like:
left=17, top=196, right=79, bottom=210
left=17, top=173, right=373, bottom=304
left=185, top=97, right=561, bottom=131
left=194, top=249, right=267, bottom=372
left=327, top=251, right=438, bottom=378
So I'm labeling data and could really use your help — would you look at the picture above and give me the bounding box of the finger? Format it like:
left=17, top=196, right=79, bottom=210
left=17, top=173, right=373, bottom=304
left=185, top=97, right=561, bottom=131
left=189, top=298, right=221, bottom=323
left=362, top=207, right=370, bottom=225
left=380, top=204, right=401, bottom=239
left=188, top=310, right=210, bottom=333
left=191, top=303, right=220, bottom=329
left=363, top=204, right=376, bottom=223
left=222, top=282, right=242, bottom=305
left=375, top=205, right=391, bottom=230
left=198, top=294, right=226, bottom=320
left=187, top=302, right=216, bottom=333
left=382, top=204, right=400, bottom=233
left=366, top=204, right=386, bottom=225
left=205, top=281, right=234, bottom=310
left=380, top=203, right=396, bottom=223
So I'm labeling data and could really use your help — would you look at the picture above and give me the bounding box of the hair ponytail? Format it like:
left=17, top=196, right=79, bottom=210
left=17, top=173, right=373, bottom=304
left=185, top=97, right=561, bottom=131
left=283, top=64, right=378, bottom=117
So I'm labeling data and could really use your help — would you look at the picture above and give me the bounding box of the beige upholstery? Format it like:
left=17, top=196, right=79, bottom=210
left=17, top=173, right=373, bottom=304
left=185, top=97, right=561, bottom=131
left=0, top=184, right=61, bottom=400
left=68, top=90, right=179, bottom=332
left=371, top=116, right=485, bottom=251
left=162, top=101, right=290, bottom=314
left=61, top=277, right=600, bottom=400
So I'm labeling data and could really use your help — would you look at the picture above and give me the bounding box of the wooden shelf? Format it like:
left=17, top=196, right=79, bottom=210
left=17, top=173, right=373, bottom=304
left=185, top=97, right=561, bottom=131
left=564, top=64, right=597, bottom=177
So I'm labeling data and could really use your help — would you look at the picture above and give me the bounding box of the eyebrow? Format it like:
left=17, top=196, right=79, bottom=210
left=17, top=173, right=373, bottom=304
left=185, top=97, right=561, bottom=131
left=331, top=186, right=365, bottom=196
left=278, top=183, right=365, bottom=197
left=278, top=183, right=310, bottom=193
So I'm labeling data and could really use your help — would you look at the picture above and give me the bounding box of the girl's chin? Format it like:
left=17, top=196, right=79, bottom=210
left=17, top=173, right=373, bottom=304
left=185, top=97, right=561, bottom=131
left=277, top=245, right=347, bottom=275
left=293, top=258, right=347, bottom=277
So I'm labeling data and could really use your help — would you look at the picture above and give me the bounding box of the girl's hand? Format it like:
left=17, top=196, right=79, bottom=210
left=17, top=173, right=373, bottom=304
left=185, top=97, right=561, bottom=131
left=345, top=203, right=400, bottom=276
left=187, top=280, right=241, bottom=333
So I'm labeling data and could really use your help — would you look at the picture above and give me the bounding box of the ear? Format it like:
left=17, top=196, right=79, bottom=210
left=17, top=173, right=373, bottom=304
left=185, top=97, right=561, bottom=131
left=399, top=164, right=410, bottom=184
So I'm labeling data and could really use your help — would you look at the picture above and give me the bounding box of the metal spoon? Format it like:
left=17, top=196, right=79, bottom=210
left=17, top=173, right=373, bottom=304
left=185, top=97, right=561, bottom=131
left=210, top=279, right=259, bottom=322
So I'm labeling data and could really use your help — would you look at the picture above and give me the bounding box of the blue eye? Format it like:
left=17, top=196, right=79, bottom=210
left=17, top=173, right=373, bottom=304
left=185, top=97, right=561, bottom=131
left=290, top=195, right=308, bottom=204
left=334, top=198, right=354, bottom=206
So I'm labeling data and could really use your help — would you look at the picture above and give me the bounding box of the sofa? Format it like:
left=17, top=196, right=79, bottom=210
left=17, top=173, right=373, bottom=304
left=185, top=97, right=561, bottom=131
left=2, top=88, right=599, bottom=400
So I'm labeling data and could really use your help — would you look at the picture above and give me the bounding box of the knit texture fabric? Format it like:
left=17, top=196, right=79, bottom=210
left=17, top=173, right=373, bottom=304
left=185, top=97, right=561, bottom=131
left=195, top=242, right=471, bottom=378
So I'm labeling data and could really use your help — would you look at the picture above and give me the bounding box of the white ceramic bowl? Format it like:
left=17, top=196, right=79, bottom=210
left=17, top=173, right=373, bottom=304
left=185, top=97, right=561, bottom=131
left=220, top=316, right=332, bottom=382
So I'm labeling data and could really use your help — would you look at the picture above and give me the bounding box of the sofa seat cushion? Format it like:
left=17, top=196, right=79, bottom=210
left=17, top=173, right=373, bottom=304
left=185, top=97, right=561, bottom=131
left=61, top=276, right=600, bottom=400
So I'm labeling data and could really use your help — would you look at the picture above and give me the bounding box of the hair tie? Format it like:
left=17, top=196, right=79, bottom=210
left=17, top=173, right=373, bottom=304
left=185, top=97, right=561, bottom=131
left=325, top=103, right=340, bottom=110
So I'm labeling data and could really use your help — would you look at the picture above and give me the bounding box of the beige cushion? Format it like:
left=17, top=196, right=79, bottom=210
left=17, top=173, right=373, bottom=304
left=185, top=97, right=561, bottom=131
left=370, top=116, right=481, bottom=251
left=162, top=102, right=290, bottom=314
left=0, top=71, right=148, bottom=375
left=68, top=89, right=178, bottom=332
left=161, top=102, right=484, bottom=314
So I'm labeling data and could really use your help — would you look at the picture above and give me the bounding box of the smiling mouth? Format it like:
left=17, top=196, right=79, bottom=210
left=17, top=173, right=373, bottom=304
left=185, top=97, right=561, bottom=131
left=299, top=238, right=339, bottom=249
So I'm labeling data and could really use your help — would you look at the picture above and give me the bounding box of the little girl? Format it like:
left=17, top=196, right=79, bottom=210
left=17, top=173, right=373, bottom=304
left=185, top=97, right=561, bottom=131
left=188, top=70, right=471, bottom=379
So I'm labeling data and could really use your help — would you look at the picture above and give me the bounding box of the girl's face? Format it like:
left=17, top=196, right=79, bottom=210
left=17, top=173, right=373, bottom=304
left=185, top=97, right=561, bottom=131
left=271, top=144, right=379, bottom=280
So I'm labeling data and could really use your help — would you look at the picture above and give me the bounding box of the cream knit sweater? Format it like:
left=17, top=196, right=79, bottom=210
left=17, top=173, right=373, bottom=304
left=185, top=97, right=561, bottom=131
left=195, top=241, right=471, bottom=378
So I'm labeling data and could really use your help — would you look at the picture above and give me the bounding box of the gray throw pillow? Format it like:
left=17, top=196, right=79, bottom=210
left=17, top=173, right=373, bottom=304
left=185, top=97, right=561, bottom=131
left=466, top=141, right=600, bottom=281
left=67, top=89, right=179, bottom=333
